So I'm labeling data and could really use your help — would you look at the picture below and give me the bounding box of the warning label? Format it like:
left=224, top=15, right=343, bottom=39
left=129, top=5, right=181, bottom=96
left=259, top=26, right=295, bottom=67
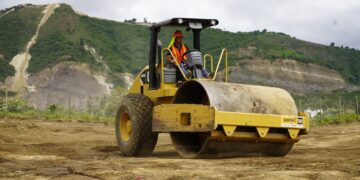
left=281, top=116, right=304, bottom=128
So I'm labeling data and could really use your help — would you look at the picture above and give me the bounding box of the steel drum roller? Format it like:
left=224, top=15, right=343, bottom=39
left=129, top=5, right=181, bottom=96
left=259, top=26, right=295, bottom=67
left=170, top=80, right=297, bottom=158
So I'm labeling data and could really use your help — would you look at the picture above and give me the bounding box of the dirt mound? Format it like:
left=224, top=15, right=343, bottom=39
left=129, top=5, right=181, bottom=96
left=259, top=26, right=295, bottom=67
left=0, top=118, right=359, bottom=179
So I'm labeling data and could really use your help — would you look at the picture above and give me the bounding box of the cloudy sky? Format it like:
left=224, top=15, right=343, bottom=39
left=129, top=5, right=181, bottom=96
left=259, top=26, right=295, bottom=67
left=1, top=0, right=359, bottom=48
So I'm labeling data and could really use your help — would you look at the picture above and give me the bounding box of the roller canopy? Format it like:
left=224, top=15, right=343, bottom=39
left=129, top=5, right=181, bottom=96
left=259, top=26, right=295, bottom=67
left=148, top=18, right=219, bottom=89
left=150, top=18, right=219, bottom=29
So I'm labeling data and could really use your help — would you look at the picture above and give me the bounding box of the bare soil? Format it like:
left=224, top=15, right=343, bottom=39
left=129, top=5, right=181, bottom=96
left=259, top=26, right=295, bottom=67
left=0, top=119, right=359, bottom=179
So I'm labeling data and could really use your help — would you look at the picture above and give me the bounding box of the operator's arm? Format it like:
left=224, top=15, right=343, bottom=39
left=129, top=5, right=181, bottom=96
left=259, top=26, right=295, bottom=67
left=166, top=52, right=175, bottom=63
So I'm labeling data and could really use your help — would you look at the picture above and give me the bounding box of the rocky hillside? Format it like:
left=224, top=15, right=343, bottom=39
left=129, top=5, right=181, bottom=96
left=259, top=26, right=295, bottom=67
left=223, top=59, right=350, bottom=93
left=0, top=3, right=359, bottom=109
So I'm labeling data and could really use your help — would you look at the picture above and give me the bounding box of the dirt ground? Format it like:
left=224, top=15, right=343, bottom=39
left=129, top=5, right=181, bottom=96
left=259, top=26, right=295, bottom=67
left=0, top=119, right=359, bottom=179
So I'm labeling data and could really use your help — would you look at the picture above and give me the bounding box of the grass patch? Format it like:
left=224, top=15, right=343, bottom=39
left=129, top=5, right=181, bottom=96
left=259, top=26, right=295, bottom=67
left=310, top=112, right=359, bottom=125
left=0, top=95, right=114, bottom=122
left=292, top=91, right=360, bottom=111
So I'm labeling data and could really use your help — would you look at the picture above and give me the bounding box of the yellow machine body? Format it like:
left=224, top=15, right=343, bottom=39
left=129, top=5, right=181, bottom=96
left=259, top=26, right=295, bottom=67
left=127, top=48, right=309, bottom=158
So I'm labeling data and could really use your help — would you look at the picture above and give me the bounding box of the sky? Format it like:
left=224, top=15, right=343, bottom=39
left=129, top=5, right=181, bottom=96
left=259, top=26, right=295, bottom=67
left=1, top=0, right=359, bottom=48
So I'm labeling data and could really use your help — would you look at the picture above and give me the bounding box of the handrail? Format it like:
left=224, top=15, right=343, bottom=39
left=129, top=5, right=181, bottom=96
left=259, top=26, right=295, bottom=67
left=211, top=48, right=228, bottom=82
left=161, top=48, right=188, bottom=87
left=160, top=48, right=227, bottom=84
left=203, top=54, right=214, bottom=72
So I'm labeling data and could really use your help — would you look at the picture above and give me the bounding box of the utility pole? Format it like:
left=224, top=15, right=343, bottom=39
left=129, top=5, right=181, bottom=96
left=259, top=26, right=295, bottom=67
left=68, top=95, right=71, bottom=121
left=91, top=97, right=94, bottom=121
left=5, top=88, right=8, bottom=118
left=339, top=96, right=342, bottom=121
left=356, top=96, right=359, bottom=120
left=99, top=97, right=103, bottom=121
left=319, top=98, right=322, bottom=122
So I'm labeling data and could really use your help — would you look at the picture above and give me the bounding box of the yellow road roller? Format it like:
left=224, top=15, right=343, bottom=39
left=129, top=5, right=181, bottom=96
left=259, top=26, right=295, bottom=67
left=115, top=18, right=309, bottom=158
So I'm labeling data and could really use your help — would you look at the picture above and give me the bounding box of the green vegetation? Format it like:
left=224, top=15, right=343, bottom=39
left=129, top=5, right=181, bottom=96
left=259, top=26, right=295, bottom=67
left=311, top=113, right=359, bottom=125
left=0, top=5, right=43, bottom=81
left=1, top=90, right=358, bottom=124
left=0, top=56, right=15, bottom=82
left=1, top=4, right=359, bottom=125
left=0, top=109, right=113, bottom=122
left=79, top=16, right=149, bottom=74
left=200, top=29, right=360, bottom=85
left=292, top=91, right=360, bottom=110
left=292, top=91, right=360, bottom=125
left=0, top=95, right=113, bottom=122
left=1, top=4, right=359, bottom=86
left=29, top=5, right=100, bottom=73
left=29, top=4, right=150, bottom=84
left=0, top=85, right=127, bottom=122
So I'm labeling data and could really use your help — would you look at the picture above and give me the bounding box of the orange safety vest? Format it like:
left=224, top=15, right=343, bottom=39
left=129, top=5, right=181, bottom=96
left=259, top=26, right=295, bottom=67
left=170, top=43, right=188, bottom=64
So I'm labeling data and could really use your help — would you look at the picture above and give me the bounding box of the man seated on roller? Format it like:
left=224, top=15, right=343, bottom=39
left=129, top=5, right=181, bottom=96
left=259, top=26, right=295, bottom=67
left=166, top=30, right=210, bottom=79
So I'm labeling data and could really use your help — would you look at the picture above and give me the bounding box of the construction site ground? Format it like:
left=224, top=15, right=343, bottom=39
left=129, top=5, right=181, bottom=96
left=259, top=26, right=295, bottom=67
left=0, top=119, right=359, bottom=179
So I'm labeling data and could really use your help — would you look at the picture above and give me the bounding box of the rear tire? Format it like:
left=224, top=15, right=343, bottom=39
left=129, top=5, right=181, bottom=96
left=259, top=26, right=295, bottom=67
left=115, top=94, right=158, bottom=156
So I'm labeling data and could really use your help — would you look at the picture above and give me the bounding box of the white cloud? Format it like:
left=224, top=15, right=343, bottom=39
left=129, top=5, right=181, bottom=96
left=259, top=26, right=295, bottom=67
left=1, top=0, right=359, bottom=48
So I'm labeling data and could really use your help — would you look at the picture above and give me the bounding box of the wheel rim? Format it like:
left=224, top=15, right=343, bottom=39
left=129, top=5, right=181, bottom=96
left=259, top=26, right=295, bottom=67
left=120, top=112, right=132, bottom=142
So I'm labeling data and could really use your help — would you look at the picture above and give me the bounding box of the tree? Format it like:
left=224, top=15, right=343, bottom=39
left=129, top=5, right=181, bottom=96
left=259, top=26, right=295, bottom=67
left=330, top=42, right=335, bottom=47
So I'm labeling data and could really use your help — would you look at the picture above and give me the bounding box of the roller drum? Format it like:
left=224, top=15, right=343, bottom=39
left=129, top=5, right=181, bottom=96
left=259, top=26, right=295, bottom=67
left=170, top=80, right=297, bottom=158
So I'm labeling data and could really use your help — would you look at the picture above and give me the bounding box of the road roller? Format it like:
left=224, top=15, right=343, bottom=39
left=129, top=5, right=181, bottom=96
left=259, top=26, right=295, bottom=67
left=115, top=18, right=309, bottom=158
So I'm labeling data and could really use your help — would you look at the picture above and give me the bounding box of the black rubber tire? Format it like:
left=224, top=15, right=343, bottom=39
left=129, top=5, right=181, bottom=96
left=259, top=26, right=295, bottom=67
left=115, top=94, right=158, bottom=156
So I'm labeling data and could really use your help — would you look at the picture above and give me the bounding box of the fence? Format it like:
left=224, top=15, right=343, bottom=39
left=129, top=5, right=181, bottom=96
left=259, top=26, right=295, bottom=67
left=297, top=95, right=359, bottom=123
left=0, top=87, right=123, bottom=122
left=0, top=87, right=359, bottom=123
